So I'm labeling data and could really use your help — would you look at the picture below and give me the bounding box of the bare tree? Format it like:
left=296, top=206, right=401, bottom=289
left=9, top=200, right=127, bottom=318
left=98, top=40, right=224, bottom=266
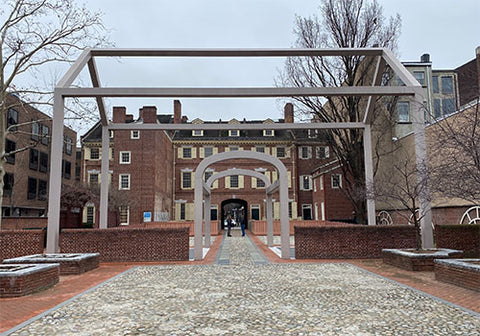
left=0, top=0, right=110, bottom=225
left=278, top=0, right=401, bottom=223
left=429, top=99, right=480, bottom=205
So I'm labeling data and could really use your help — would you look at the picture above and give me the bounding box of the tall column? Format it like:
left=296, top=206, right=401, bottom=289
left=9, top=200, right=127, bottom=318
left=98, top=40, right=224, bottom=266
left=193, top=172, right=204, bottom=260
left=99, top=126, right=110, bottom=228
left=363, top=124, right=376, bottom=225
left=279, top=170, right=290, bottom=259
left=204, top=196, right=211, bottom=247
left=46, top=92, right=65, bottom=253
left=413, top=90, right=434, bottom=248
left=266, top=195, right=273, bottom=247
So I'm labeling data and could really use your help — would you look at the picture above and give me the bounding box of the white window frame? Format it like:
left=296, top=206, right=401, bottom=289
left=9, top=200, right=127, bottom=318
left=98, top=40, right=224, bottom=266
left=276, top=146, right=286, bottom=158
left=230, top=175, right=239, bottom=188
left=119, top=174, right=131, bottom=190
left=204, top=146, right=214, bottom=157
left=90, top=147, right=100, bottom=160
left=182, top=171, right=193, bottom=189
left=229, top=130, right=239, bottom=137
left=263, top=129, right=274, bottom=137
left=397, top=101, right=410, bottom=123
left=182, top=147, right=192, bottom=159
left=300, top=175, right=312, bottom=191
left=316, top=146, right=330, bottom=159
left=229, top=145, right=239, bottom=151
left=255, top=146, right=265, bottom=153
left=251, top=204, right=260, bottom=220
left=299, top=146, right=312, bottom=159
left=331, top=174, right=342, bottom=189
left=302, top=204, right=313, bottom=220
left=319, top=175, right=324, bottom=190
left=119, top=206, right=130, bottom=225
left=131, top=130, right=140, bottom=139
left=119, top=151, right=131, bottom=164
left=192, top=130, right=203, bottom=136
left=88, top=172, right=99, bottom=186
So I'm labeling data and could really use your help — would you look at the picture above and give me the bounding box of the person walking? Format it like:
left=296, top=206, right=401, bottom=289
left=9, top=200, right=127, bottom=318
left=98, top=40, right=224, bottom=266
left=240, top=215, right=246, bottom=237
left=226, top=214, right=233, bottom=237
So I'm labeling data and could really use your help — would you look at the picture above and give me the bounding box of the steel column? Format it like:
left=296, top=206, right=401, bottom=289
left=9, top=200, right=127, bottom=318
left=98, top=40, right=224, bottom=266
left=363, top=124, right=376, bottom=225
left=99, top=126, right=110, bottom=229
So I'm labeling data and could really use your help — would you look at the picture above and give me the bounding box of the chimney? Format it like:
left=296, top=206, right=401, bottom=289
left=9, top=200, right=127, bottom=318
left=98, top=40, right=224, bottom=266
left=284, top=103, right=294, bottom=123
left=181, top=115, right=188, bottom=123
left=112, top=106, right=126, bottom=123
left=140, top=106, right=157, bottom=124
left=125, top=114, right=134, bottom=122
left=420, top=54, right=430, bottom=63
left=174, top=100, right=181, bottom=124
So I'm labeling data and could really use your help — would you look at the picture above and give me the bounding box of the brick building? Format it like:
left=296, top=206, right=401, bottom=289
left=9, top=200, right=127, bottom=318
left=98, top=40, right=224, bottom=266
left=2, top=94, right=77, bottom=218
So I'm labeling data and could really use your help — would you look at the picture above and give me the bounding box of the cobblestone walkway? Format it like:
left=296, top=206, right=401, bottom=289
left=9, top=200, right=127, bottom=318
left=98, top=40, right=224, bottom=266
left=5, top=233, right=480, bottom=335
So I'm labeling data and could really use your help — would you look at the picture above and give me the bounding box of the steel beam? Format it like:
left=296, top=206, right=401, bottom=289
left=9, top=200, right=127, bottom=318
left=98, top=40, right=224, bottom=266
left=363, top=57, right=386, bottom=124
left=57, top=49, right=91, bottom=88
left=87, top=58, right=109, bottom=126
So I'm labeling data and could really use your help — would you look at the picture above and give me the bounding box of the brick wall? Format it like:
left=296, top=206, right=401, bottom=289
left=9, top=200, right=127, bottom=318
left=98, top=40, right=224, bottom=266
left=435, top=225, right=480, bottom=257
left=295, top=225, right=417, bottom=259
left=59, top=227, right=189, bottom=262
left=435, top=262, right=480, bottom=292
left=250, top=220, right=349, bottom=235
left=1, top=217, right=47, bottom=230
left=146, top=221, right=220, bottom=236
left=0, top=230, right=45, bottom=261
left=0, top=265, right=59, bottom=298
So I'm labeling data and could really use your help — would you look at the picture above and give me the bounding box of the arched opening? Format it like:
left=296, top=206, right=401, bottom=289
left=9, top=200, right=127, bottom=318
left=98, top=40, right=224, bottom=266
left=221, top=198, right=248, bottom=230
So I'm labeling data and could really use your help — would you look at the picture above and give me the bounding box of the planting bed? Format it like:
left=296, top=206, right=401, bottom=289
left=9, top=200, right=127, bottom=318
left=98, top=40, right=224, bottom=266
left=0, top=263, right=59, bottom=298
left=3, top=253, right=100, bottom=275
left=382, top=248, right=463, bottom=271
left=435, top=259, right=480, bottom=292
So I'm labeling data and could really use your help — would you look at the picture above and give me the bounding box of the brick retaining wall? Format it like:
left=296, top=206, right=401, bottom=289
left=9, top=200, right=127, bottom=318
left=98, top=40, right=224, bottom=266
left=295, top=225, right=417, bottom=259
left=146, top=221, right=220, bottom=236
left=1, top=217, right=47, bottom=230
left=250, top=220, right=349, bottom=236
left=435, top=225, right=480, bottom=257
left=435, top=260, right=480, bottom=292
left=59, top=228, right=190, bottom=262
left=0, top=230, right=45, bottom=262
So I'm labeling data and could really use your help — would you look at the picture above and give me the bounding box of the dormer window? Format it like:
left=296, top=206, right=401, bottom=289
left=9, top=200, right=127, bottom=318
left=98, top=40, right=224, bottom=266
left=229, top=130, right=239, bottom=137
left=263, top=130, right=274, bottom=137
left=192, top=130, right=203, bottom=136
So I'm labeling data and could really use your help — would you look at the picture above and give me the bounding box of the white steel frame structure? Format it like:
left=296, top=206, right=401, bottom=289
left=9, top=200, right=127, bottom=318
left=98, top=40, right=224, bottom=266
left=47, top=48, right=433, bottom=259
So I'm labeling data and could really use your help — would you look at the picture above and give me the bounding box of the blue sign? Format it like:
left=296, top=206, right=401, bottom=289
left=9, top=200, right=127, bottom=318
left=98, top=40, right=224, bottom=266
left=143, top=211, right=152, bottom=222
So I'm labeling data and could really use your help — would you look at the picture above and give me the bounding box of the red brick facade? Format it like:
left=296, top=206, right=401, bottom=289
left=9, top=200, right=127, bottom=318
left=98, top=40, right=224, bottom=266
left=0, top=264, right=59, bottom=298
left=0, top=230, right=45, bottom=262
left=435, top=224, right=480, bottom=258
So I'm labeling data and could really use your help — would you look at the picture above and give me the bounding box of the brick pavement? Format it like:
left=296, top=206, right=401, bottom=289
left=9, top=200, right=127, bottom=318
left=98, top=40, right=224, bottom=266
left=1, top=232, right=478, bottom=334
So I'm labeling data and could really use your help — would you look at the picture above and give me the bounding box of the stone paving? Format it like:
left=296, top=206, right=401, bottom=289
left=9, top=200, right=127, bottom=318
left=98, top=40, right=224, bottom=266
left=6, top=231, right=480, bottom=335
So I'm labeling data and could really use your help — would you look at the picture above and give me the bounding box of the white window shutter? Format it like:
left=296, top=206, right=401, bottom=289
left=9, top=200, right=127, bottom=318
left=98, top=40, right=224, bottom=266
left=178, top=147, right=183, bottom=159
left=239, top=176, right=244, bottom=188
left=192, top=147, right=197, bottom=158
left=325, top=147, right=330, bottom=158
left=199, top=147, right=205, bottom=158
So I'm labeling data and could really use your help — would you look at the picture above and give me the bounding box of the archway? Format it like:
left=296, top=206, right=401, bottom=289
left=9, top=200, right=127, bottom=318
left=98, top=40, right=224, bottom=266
left=195, top=151, right=288, bottom=260
left=221, top=198, right=248, bottom=229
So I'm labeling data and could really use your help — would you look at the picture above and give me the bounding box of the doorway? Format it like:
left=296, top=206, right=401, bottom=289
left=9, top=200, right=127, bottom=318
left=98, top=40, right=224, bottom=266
left=221, top=198, right=248, bottom=229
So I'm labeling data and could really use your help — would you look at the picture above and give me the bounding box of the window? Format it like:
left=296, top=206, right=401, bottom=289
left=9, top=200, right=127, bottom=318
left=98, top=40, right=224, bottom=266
left=27, top=178, right=37, bottom=200
left=299, top=146, right=311, bottom=159
left=255, top=146, right=265, bottom=153
left=251, top=204, right=260, bottom=220
left=39, top=152, right=48, bottom=173
left=442, top=98, right=455, bottom=116
left=331, top=174, right=342, bottom=188
left=319, top=175, right=324, bottom=190
left=119, top=174, right=130, bottom=190
left=276, top=147, right=285, bottom=158
left=432, top=76, right=439, bottom=93
left=210, top=205, right=218, bottom=221
left=204, top=146, right=213, bottom=157
left=316, top=146, right=330, bottom=159
left=131, top=130, right=140, bottom=139
left=434, top=99, right=441, bottom=118
left=180, top=203, right=186, bottom=220
left=90, top=148, right=100, bottom=160
left=64, top=161, right=71, bottom=179
left=89, top=173, right=99, bottom=186
left=288, top=202, right=293, bottom=219
left=300, top=175, right=312, bottom=191
left=263, top=130, right=274, bottom=136
left=5, top=140, right=16, bottom=164
left=397, top=101, right=410, bottom=122
left=86, top=206, right=95, bottom=224
left=182, top=147, right=192, bottom=158
left=3, top=173, right=14, bottom=197
left=41, top=125, right=49, bottom=145
left=230, top=175, right=239, bottom=188
left=229, top=145, right=239, bottom=151
left=7, top=108, right=18, bottom=131
left=302, top=204, right=312, bottom=220
left=64, top=136, right=73, bottom=155
left=119, top=206, right=129, bottom=225
left=229, top=130, right=239, bottom=137
left=109, top=130, right=114, bottom=139
left=256, top=175, right=265, bottom=188
left=413, top=71, right=425, bottom=85
left=120, top=151, right=131, bottom=164
left=38, top=180, right=47, bottom=200
left=31, top=122, right=40, bottom=141
left=441, top=76, right=453, bottom=94
left=192, top=130, right=203, bottom=136
left=182, top=171, right=192, bottom=189
left=29, top=149, right=39, bottom=170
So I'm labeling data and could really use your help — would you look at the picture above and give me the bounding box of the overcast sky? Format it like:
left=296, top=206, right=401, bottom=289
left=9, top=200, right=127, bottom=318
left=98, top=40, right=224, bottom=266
left=77, top=0, right=479, bottom=124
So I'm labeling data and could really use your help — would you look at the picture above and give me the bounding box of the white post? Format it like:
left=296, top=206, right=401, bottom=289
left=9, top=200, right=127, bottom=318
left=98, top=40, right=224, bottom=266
left=413, top=90, right=434, bottom=248
left=99, top=126, right=110, bottom=228
left=279, top=170, right=290, bottom=259
left=204, top=195, right=211, bottom=247
left=193, top=172, right=204, bottom=260
left=363, top=124, right=376, bottom=225
left=46, top=91, right=65, bottom=253
left=266, top=195, right=273, bottom=247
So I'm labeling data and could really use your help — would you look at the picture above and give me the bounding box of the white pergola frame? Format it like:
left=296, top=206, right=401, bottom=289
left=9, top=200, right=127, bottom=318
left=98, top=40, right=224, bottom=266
left=46, top=48, right=433, bottom=257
